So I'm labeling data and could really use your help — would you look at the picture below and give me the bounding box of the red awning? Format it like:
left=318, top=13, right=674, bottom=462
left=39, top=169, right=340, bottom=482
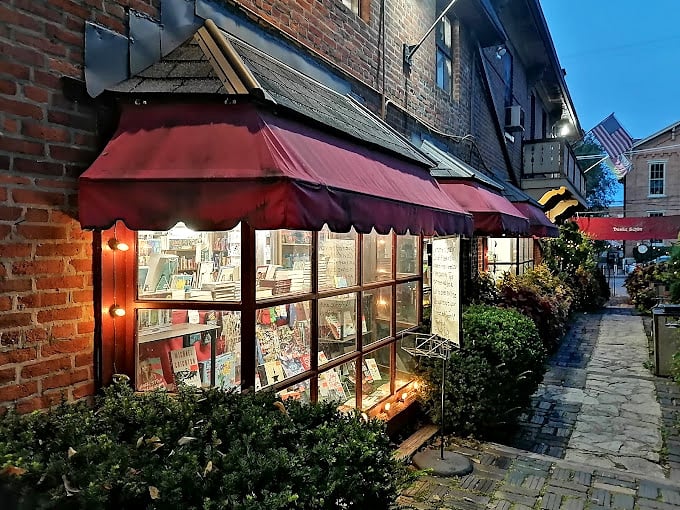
left=574, top=216, right=680, bottom=241
left=436, top=181, right=529, bottom=236
left=514, top=203, right=559, bottom=238
left=79, top=103, right=472, bottom=236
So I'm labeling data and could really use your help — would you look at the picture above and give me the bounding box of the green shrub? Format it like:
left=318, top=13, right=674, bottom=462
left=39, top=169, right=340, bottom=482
left=0, top=382, right=411, bottom=509
left=497, top=266, right=571, bottom=352
left=569, top=266, right=610, bottom=312
left=418, top=305, right=546, bottom=440
left=466, top=271, right=499, bottom=305
left=625, top=262, right=669, bottom=312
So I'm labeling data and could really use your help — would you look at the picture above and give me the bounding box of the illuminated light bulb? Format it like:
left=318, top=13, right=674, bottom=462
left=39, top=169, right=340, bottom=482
left=108, top=238, right=129, bottom=251
left=413, top=381, right=420, bottom=390
left=360, top=412, right=369, bottom=422
left=401, top=392, right=408, bottom=401
left=383, top=402, right=391, bottom=412
left=109, top=304, right=126, bottom=317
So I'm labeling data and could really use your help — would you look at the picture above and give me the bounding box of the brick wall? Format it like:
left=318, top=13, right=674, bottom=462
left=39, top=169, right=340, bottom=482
left=0, top=0, right=159, bottom=413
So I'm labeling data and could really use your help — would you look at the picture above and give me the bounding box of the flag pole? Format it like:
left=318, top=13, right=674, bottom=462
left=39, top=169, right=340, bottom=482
left=582, top=155, right=609, bottom=174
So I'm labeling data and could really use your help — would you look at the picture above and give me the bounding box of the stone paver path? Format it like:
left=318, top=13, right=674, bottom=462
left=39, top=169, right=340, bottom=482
left=398, top=291, right=680, bottom=509
left=564, top=308, right=663, bottom=477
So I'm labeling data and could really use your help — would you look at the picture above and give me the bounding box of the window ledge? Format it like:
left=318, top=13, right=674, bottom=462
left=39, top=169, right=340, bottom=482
left=648, top=194, right=667, bottom=198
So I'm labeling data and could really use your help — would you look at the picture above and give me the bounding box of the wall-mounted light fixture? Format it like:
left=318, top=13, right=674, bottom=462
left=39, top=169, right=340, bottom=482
left=552, top=108, right=573, bottom=138
left=107, top=238, right=129, bottom=251
left=109, top=304, right=126, bottom=318
left=403, top=0, right=460, bottom=71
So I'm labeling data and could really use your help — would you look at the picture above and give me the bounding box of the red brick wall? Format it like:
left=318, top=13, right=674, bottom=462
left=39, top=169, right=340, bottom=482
left=0, top=0, right=159, bottom=413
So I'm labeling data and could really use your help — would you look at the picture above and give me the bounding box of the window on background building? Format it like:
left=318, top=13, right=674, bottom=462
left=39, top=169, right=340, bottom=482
left=649, top=161, right=665, bottom=196
left=487, top=237, right=535, bottom=280
left=435, top=16, right=452, bottom=93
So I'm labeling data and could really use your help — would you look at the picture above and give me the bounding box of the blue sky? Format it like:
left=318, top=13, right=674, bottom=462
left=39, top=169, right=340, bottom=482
left=541, top=0, right=680, bottom=140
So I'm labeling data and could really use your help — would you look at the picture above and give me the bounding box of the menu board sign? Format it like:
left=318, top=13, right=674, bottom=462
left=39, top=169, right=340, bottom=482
left=430, top=237, right=460, bottom=346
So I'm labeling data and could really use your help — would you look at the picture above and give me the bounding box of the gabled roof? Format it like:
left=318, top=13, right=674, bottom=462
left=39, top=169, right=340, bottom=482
left=106, top=20, right=433, bottom=167
left=421, top=140, right=502, bottom=189
left=632, top=120, right=680, bottom=148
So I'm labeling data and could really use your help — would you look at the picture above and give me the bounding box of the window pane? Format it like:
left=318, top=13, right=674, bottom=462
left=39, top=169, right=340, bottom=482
left=138, top=223, right=241, bottom=302
left=363, top=287, right=392, bottom=346
left=318, top=359, right=357, bottom=411
left=397, top=234, right=419, bottom=277
left=319, top=293, right=358, bottom=363
left=396, top=334, right=418, bottom=389
left=136, top=309, right=237, bottom=392
left=435, top=16, right=451, bottom=52
left=255, top=301, right=311, bottom=389
left=277, top=380, right=311, bottom=404
left=341, top=0, right=359, bottom=15
left=361, top=345, right=391, bottom=410
left=436, top=50, right=452, bottom=91
left=362, top=230, right=393, bottom=283
left=256, top=230, right=312, bottom=300
left=396, top=282, right=418, bottom=332
left=319, top=226, right=358, bottom=290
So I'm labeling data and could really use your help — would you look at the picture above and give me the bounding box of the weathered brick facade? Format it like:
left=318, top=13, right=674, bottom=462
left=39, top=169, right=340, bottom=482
left=0, top=0, right=570, bottom=411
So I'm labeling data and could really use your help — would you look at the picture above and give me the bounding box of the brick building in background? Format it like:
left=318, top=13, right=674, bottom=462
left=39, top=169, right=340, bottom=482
left=0, top=0, right=584, bottom=412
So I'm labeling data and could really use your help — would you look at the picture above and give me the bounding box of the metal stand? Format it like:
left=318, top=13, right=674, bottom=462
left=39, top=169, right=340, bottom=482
left=403, top=333, right=473, bottom=476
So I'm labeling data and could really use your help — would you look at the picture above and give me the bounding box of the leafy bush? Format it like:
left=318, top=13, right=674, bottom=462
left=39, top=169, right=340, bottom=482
left=569, top=266, right=610, bottom=312
left=625, top=262, right=669, bottom=312
left=497, top=266, right=572, bottom=352
left=418, top=305, right=546, bottom=440
left=0, top=382, right=411, bottom=509
left=466, top=271, right=499, bottom=305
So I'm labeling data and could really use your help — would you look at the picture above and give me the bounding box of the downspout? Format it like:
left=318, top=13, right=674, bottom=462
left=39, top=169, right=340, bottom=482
left=475, top=42, right=520, bottom=188
left=380, top=0, right=387, bottom=119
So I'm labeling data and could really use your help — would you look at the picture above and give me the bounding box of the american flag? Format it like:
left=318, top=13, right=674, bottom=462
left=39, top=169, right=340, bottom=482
left=591, top=114, right=633, bottom=177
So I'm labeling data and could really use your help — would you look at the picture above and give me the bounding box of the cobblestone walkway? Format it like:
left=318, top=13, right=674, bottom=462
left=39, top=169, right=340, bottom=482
left=397, top=297, right=680, bottom=509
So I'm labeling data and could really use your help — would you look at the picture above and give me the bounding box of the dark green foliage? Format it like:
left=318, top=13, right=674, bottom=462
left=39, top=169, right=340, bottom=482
left=497, top=266, right=572, bottom=353
left=466, top=271, right=499, bottom=305
left=624, top=262, right=669, bottom=312
left=0, top=383, right=411, bottom=509
left=541, top=222, right=609, bottom=313
left=418, top=305, right=546, bottom=440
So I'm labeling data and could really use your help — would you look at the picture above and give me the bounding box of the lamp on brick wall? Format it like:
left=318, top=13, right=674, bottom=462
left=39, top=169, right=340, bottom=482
left=403, top=0, right=460, bottom=71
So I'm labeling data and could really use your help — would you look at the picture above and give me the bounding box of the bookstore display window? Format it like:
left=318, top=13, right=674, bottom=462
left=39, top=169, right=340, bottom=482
left=256, top=301, right=311, bottom=389
left=319, top=359, right=357, bottom=410
left=256, top=229, right=312, bottom=299
left=396, top=336, right=418, bottom=389
left=363, top=287, right=392, bottom=346
left=319, top=226, right=358, bottom=289
left=136, top=308, right=240, bottom=392
left=138, top=223, right=241, bottom=302
left=363, top=231, right=393, bottom=283
left=122, top=220, right=426, bottom=417
left=361, top=345, right=391, bottom=410
left=318, top=293, right=358, bottom=362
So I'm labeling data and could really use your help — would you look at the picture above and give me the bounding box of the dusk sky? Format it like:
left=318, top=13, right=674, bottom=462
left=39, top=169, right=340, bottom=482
left=541, top=0, right=680, bottom=140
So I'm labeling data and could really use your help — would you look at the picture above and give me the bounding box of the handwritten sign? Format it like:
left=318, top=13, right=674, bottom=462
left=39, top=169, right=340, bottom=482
left=431, top=237, right=460, bottom=346
left=322, top=239, right=356, bottom=286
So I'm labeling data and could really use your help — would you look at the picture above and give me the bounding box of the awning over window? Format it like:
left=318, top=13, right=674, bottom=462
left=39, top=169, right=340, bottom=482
left=514, top=203, right=559, bottom=238
left=574, top=216, right=680, bottom=241
left=79, top=103, right=473, bottom=236
left=437, top=181, right=529, bottom=236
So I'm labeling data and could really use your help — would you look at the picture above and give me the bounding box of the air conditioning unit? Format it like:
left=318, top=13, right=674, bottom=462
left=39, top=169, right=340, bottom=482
left=504, top=105, right=525, bottom=132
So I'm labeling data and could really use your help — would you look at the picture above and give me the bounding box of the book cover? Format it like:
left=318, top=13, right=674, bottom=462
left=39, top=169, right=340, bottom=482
left=215, top=353, right=236, bottom=389
left=281, top=357, right=304, bottom=378
left=137, top=357, right=167, bottom=391
left=325, top=313, right=342, bottom=340
left=170, top=346, right=202, bottom=388
left=263, top=360, right=285, bottom=385
left=364, top=358, right=382, bottom=381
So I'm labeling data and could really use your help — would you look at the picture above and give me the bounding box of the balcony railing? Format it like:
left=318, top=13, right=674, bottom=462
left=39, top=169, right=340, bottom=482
left=522, top=139, right=586, bottom=200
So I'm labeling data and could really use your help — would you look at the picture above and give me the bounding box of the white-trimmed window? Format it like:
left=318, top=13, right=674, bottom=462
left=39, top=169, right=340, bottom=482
left=649, top=161, right=666, bottom=196
left=435, top=16, right=452, bottom=93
